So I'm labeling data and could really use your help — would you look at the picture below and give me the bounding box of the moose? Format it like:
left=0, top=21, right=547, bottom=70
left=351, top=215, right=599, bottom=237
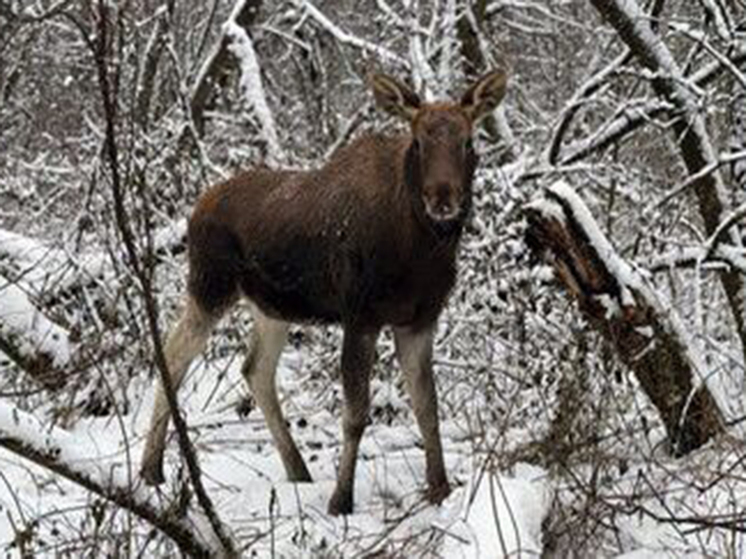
left=140, top=70, right=508, bottom=515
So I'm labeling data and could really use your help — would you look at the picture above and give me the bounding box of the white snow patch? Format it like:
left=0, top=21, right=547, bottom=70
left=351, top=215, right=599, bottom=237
left=0, top=277, right=72, bottom=366
left=442, top=463, right=550, bottom=558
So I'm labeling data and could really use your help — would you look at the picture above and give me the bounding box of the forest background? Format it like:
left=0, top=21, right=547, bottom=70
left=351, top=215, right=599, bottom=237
left=1, top=0, right=746, bottom=556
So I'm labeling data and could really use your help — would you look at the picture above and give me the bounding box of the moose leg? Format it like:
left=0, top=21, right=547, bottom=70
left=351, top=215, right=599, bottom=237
left=141, top=296, right=218, bottom=485
left=241, top=304, right=311, bottom=482
left=327, top=328, right=378, bottom=516
left=393, top=324, right=450, bottom=505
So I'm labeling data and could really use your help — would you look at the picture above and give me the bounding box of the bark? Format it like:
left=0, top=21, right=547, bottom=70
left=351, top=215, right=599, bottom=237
left=525, top=182, right=725, bottom=455
left=589, top=0, right=746, bottom=361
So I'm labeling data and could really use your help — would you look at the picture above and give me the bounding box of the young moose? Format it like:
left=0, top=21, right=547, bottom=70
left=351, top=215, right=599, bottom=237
left=140, top=70, right=508, bottom=515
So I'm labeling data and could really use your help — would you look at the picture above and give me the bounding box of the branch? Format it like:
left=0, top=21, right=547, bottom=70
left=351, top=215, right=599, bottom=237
left=589, top=0, right=746, bottom=358
left=190, top=0, right=263, bottom=135
left=135, top=6, right=168, bottom=130
left=91, top=3, right=236, bottom=555
left=0, top=402, right=213, bottom=557
left=546, top=49, right=631, bottom=165
left=646, top=244, right=746, bottom=275
left=225, top=16, right=284, bottom=164
left=554, top=44, right=746, bottom=167
left=525, top=181, right=725, bottom=454
left=292, top=0, right=407, bottom=68
left=0, top=275, right=72, bottom=389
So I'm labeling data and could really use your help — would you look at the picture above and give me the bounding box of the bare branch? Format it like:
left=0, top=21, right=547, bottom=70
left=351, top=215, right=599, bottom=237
left=90, top=3, right=236, bottom=555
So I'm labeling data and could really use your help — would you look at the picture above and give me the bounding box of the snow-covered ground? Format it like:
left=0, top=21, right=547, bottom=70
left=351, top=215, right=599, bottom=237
left=0, top=342, right=551, bottom=557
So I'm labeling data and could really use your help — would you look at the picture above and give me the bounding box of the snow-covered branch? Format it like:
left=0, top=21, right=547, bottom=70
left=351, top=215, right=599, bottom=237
left=190, top=0, right=263, bottom=135
left=292, top=0, right=407, bottom=68
left=525, top=181, right=725, bottom=454
left=0, top=402, right=216, bottom=556
left=554, top=40, right=746, bottom=167
left=590, top=0, right=746, bottom=357
left=0, top=275, right=72, bottom=388
left=225, top=19, right=284, bottom=164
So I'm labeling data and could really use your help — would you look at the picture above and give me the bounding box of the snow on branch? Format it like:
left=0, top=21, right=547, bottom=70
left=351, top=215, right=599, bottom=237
left=225, top=19, right=284, bottom=164
left=525, top=181, right=725, bottom=454
left=590, top=0, right=746, bottom=357
left=0, top=402, right=216, bottom=556
left=0, top=228, right=102, bottom=296
left=546, top=49, right=631, bottom=165
left=190, top=0, right=262, bottom=136
left=0, top=275, right=72, bottom=387
left=554, top=35, right=746, bottom=167
left=292, top=0, right=407, bottom=68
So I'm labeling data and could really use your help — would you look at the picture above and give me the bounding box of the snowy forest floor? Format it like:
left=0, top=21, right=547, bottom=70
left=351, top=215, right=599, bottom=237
left=1, top=301, right=745, bottom=557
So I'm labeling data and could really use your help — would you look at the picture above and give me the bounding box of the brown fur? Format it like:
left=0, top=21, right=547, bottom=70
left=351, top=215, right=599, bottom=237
left=140, top=70, right=508, bottom=516
left=187, top=130, right=467, bottom=328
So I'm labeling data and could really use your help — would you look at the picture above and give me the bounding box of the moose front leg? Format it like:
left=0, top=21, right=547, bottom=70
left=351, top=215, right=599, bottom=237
left=327, top=327, right=379, bottom=516
left=393, top=324, right=450, bottom=505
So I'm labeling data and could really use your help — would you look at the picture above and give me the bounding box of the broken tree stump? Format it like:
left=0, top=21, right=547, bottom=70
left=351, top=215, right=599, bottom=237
left=524, top=181, right=724, bottom=455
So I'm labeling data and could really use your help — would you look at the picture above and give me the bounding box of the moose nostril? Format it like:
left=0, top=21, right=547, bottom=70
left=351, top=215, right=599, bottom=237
left=437, top=199, right=452, bottom=214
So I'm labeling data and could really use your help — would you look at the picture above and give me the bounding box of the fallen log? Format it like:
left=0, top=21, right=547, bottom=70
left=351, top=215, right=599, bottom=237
left=524, top=181, right=724, bottom=455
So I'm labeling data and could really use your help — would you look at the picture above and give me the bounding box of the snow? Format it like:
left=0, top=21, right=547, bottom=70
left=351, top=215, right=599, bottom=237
left=441, top=463, right=549, bottom=558
left=225, top=19, right=284, bottom=165
left=0, top=276, right=72, bottom=367
left=0, top=227, right=108, bottom=295
left=0, top=344, right=553, bottom=557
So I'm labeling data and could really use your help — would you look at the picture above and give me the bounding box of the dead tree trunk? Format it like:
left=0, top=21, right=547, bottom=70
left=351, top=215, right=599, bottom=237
left=525, top=182, right=725, bottom=455
left=589, top=0, right=746, bottom=377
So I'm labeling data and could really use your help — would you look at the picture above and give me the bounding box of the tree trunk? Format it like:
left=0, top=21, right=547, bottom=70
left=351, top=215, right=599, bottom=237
left=589, top=0, right=746, bottom=374
left=190, top=0, right=263, bottom=135
left=525, top=182, right=725, bottom=455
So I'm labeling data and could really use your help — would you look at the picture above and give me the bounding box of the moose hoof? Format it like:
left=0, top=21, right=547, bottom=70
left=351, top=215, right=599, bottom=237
left=427, top=480, right=451, bottom=505
left=327, top=489, right=353, bottom=516
left=140, top=457, right=165, bottom=486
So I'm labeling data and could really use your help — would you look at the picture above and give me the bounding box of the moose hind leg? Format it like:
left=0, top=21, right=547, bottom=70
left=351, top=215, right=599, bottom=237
left=394, top=324, right=450, bottom=505
left=241, top=304, right=311, bottom=482
left=328, top=328, right=378, bottom=516
left=141, top=296, right=218, bottom=485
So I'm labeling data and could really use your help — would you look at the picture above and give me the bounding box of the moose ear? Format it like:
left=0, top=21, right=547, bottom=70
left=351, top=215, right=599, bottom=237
left=460, top=70, right=508, bottom=123
left=370, top=73, right=421, bottom=121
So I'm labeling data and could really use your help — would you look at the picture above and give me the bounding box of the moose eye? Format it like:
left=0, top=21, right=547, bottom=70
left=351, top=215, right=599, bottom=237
left=463, top=138, right=474, bottom=155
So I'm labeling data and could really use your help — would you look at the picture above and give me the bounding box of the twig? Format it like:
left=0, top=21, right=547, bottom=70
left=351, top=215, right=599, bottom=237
left=91, top=2, right=236, bottom=555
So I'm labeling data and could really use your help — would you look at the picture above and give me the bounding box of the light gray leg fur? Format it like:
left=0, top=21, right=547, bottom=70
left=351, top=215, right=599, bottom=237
left=240, top=304, right=311, bottom=482
left=141, top=296, right=218, bottom=485
left=394, top=324, right=450, bottom=505
left=328, top=328, right=378, bottom=516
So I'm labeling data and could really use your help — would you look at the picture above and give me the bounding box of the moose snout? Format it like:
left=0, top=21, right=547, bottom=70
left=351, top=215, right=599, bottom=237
left=424, top=182, right=462, bottom=222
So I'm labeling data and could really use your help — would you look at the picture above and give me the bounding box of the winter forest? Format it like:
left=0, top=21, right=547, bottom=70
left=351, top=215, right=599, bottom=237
left=1, top=0, right=746, bottom=556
